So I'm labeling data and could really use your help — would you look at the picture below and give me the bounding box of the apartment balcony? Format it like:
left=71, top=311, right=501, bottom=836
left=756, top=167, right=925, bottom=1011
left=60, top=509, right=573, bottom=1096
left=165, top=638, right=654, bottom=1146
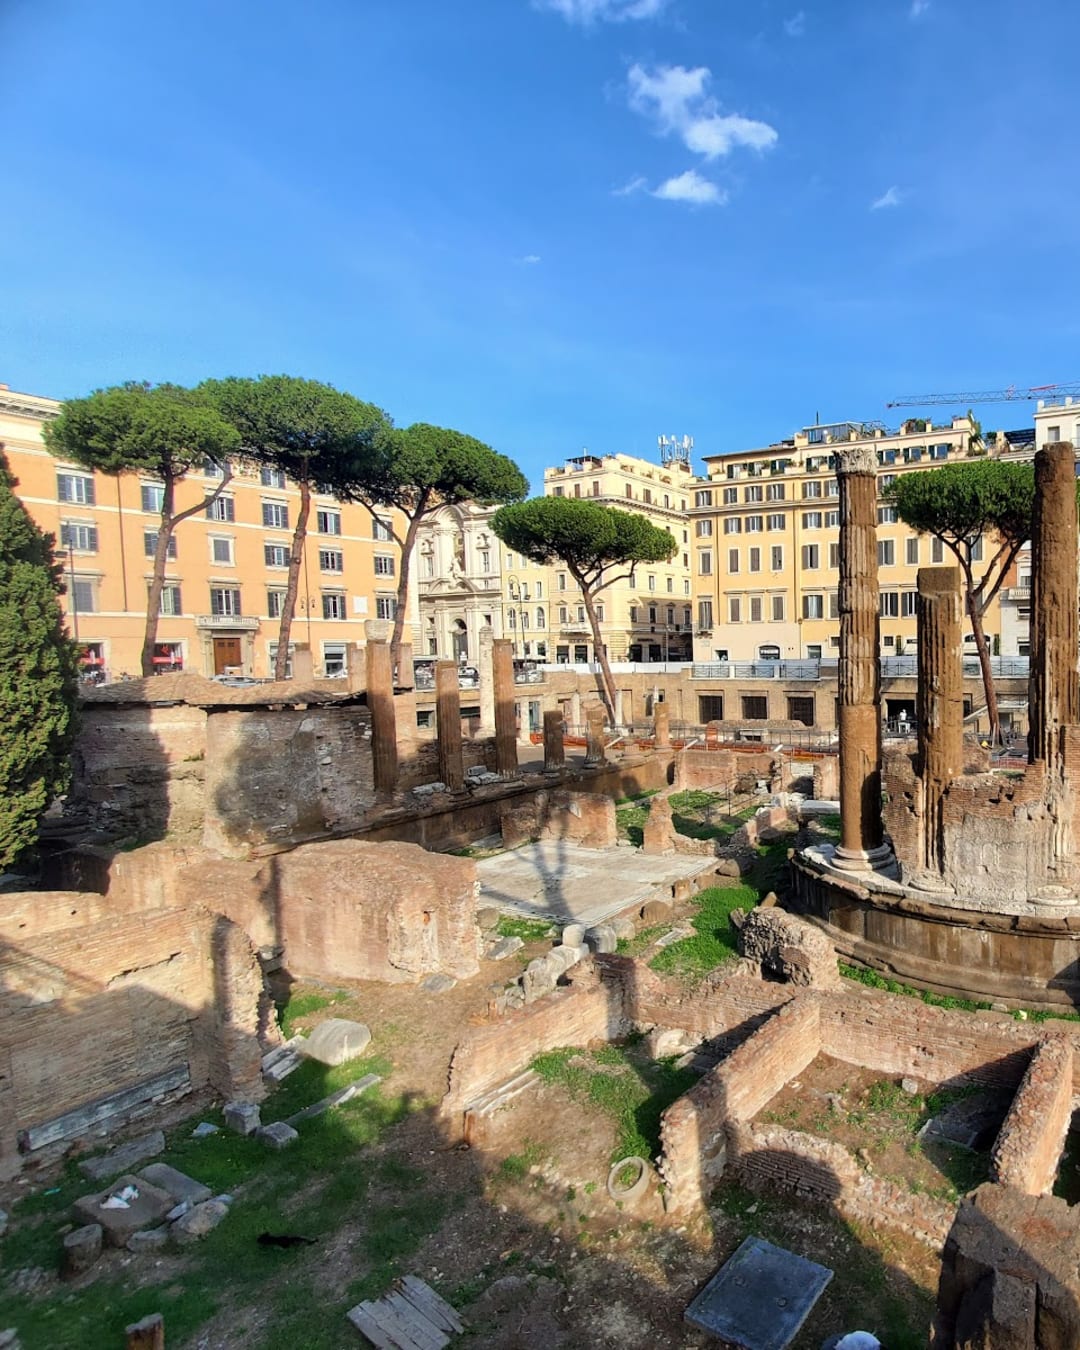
left=195, top=614, right=261, bottom=630
left=1003, top=586, right=1032, bottom=602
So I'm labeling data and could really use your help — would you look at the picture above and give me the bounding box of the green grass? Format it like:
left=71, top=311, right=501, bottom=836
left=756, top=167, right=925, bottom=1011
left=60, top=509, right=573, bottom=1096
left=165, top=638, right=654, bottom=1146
left=616, top=790, right=759, bottom=849
left=614, top=801, right=649, bottom=847
left=0, top=1051, right=452, bottom=1350
left=495, top=915, right=555, bottom=942
left=840, top=962, right=1080, bottom=1023
left=530, top=1044, right=696, bottom=1162
left=277, top=987, right=350, bottom=1038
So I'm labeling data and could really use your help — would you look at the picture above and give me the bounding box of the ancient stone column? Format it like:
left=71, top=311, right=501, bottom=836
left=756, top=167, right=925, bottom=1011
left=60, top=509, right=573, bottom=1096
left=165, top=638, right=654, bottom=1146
left=478, top=627, right=495, bottom=735
left=834, top=445, right=892, bottom=872
left=916, top=566, right=964, bottom=876
left=291, top=643, right=314, bottom=683
left=1029, top=442, right=1080, bottom=774
left=654, top=701, right=671, bottom=749
left=346, top=641, right=365, bottom=693
left=397, top=642, right=414, bottom=689
left=585, top=705, right=607, bottom=767
left=435, top=661, right=465, bottom=792
left=492, top=638, right=518, bottom=776
left=364, top=621, right=398, bottom=796
left=543, top=709, right=565, bottom=773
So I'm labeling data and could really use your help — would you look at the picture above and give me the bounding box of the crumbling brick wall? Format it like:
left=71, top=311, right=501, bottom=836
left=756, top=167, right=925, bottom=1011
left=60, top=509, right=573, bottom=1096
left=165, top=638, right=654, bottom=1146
left=989, top=1035, right=1073, bottom=1195
left=0, top=900, right=265, bottom=1180
left=499, top=790, right=617, bottom=850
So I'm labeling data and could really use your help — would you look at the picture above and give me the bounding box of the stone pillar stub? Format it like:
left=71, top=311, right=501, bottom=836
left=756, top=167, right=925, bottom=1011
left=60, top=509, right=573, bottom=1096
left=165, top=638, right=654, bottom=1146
left=654, top=701, right=671, bottom=750
left=543, top=709, right=565, bottom=773
left=291, top=643, right=314, bottom=683
left=397, top=642, right=414, bottom=689
left=365, top=634, right=398, bottom=795
left=478, top=627, right=495, bottom=735
left=916, top=566, right=964, bottom=877
left=585, top=706, right=607, bottom=767
left=834, top=446, right=893, bottom=873
left=492, top=638, right=518, bottom=777
left=570, top=690, right=582, bottom=730
left=435, top=661, right=465, bottom=792
left=346, top=642, right=365, bottom=693
left=1029, top=443, right=1079, bottom=774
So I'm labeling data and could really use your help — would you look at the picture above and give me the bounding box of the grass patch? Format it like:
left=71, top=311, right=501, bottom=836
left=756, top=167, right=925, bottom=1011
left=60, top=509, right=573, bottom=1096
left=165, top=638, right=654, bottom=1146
left=495, top=915, right=555, bottom=942
left=615, top=801, right=649, bottom=847
left=530, top=1043, right=696, bottom=1162
left=277, top=986, right=350, bottom=1038
left=840, top=963, right=1080, bottom=1023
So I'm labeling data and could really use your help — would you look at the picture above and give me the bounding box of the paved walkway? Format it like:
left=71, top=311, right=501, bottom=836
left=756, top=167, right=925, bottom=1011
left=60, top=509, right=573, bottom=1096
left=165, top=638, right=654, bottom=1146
left=476, top=841, right=709, bottom=927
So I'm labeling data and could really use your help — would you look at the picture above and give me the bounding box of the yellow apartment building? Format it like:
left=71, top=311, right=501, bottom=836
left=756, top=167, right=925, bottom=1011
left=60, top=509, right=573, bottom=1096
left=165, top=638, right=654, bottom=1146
left=689, top=415, right=1025, bottom=664
left=0, top=385, right=406, bottom=680
left=539, top=447, right=695, bottom=664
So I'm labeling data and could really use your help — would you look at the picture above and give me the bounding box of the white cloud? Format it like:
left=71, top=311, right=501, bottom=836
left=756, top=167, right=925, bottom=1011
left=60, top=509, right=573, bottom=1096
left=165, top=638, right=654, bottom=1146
left=520, top=254, right=542, bottom=264
left=910, top=0, right=929, bottom=15
left=627, top=63, right=778, bottom=161
left=871, top=185, right=902, bottom=210
left=784, top=10, right=806, bottom=36
left=612, top=174, right=649, bottom=196
left=651, top=170, right=726, bottom=205
left=534, top=0, right=669, bottom=23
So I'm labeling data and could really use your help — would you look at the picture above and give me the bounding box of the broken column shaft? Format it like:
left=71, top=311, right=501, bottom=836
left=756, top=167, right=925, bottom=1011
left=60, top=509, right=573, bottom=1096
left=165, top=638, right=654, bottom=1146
left=543, top=709, right=565, bottom=773
left=1029, top=442, right=1080, bottom=774
left=653, top=701, right=671, bottom=750
left=834, top=445, right=892, bottom=872
left=917, top=566, right=964, bottom=875
left=492, top=638, right=518, bottom=776
left=585, top=706, right=607, bottom=767
left=435, top=661, right=465, bottom=792
left=364, top=625, right=398, bottom=796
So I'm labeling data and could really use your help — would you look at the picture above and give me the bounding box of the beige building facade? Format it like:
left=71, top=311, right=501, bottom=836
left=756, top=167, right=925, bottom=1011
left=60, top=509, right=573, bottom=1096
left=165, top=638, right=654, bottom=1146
left=0, top=386, right=406, bottom=680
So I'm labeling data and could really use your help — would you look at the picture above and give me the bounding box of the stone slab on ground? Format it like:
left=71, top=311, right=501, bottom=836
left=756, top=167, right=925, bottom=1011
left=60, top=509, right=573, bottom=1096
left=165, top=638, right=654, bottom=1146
left=258, top=1121, right=299, bottom=1150
left=138, top=1164, right=212, bottom=1207
left=73, top=1174, right=174, bottom=1249
left=421, top=973, right=457, bottom=993
left=262, top=1036, right=306, bottom=1083
left=684, top=1236, right=833, bottom=1350
left=171, top=1199, right=229, bottom=1245
left=301, top=1018, right=371, bottom=1067
left=477, top=842, right=711, bottom=927
left=77, top=1130, right=165, bottom=1182
left=347, top=1274, right=464, bottom=1348
left=284, top=1073, right=381, bottom=1126
left=223, top=1101, right=261, bottom=1136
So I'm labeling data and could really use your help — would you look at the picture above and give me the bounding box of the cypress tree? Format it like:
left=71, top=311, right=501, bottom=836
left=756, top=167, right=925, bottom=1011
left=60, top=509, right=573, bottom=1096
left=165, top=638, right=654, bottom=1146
left=0, top=449, right=79, bottom=870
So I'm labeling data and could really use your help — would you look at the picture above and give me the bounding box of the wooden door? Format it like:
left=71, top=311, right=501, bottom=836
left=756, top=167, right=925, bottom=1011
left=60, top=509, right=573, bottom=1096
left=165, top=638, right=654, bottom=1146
left=213, top=636, right=243, bottom=674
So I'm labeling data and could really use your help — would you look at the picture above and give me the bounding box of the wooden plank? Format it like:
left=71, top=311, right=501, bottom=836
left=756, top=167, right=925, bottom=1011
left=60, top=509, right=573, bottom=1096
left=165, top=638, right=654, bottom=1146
left=355, top=1299, right=430, bottom=1350
left=19, top=1065, right=191, bottom=1152
left=346, top=1303, right=401, bottom=1350
left=382, top=1292, right=447, bottom=1350
left=398, top=1276, right=465, bottom=1335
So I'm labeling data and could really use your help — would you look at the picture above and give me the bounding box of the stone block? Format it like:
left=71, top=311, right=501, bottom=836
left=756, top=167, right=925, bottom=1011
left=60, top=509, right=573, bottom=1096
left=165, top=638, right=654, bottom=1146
left=77, top=1130, right=165, bottom=1182
left=73, top=1174, right=174, bottom=1249
left=484, top=936, right=523, bottom=961
left=476, top=906, right=502, bottom=933
left=127, top=1226, right=169, bottom=1253
left=258, top=1121, right=299, bottom=1150
left=421, top=973, right=457, bottom=993
left=223, top=1101, right=261, bottom=1136
left=585, top=924, right=618, bottom=954
left=138, top=1164, right=212, bottom=1207
left=610, top=916, right=636, bottom=940
left=639, top=898, right=673, bottom=925
left=561, top=923, right=586, bottom=946
left=170, top=1199, right=229, bottom=1245
left=738, top=907, right=841, bottom=988
left=62, top=1223, right=102, bottom=1277
left=301, top=1018, right=372, bottom=1067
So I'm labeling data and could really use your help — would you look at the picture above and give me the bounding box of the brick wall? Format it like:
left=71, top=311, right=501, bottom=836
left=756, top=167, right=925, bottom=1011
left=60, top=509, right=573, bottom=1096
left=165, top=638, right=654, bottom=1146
left=989, top=1034, right=1073, bottom=1195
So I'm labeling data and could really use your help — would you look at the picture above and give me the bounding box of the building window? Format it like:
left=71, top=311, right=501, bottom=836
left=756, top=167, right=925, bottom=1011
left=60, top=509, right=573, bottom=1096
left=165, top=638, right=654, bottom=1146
left=207, top=495, right=234, bottom=522
left=931, top=537, right=944, bottom=563
left=376, top=596, right=396, bottom=620
left=317, top=509, right=342, bottom=535
left=746, top=515, right=763, bottom=533
left=592, top=481, right=600, bottom=497
left=625, top=484, right=633, bottom=499
left=825, top=510, right=839, bottom=528
left=729, top=597, right=741, bottom=623
left=971, top=536, right=983, bottom=562
left=210, top=587, right=242, bottom=617
left=877, top=539, right=895, bottom=566
left=829, top=542, right=839, bottom=568
left=1047, top=425, right=1061, bottom=443
left=749, top=596, right=763, bottom=623
left=68, top=579, right=96, bottom=613
left=479, top=549, right=491, bottom=572
left=558, top=605, right=569, bottom=624
left=722, top=487, right=738, bottom=505
left=322, top=642, right=347, bottom=677
left=726, top=549, right=739, bottom=575
left=699, top=695, right=724, bottom=721
left=536, top=608, right=545, bottom=628
left=648, top=574, right=657, bottom=591
left=322, top=592, right=346, bottom=620
left=698, top=599, right=714, bottom=630
left=144, top=531, right=178, bottom=559
left=829, top=591, right=839, bottom=618
left=771, top=594, right=785, bottom=621
left=724, top=517, right=742, bottom=535
left=879, top=592, right=900, bottom=617
left=770, top=545, right=783, bottom=570
left=802, top=512, right=823, bottom=529
left=695, top=490, right=713, bottom=507
left=742, top=695, right=768, bottom=720
left=906, top=537, right=919, bottom=565
left=749, top=547, right=761, bottom=573
left=260, top=466, right=287, bottom=488
left=267, top=589, right=286, bottom=618
left=666, top=576, right=674, bottom=592
left=210, top=536, right=234, bottom=565
left=205, top=457, right=228, bottom=479
left=267, top=641, right=294, bottom=678
left=878, top=505, right=898, bottom=524
left=767, top=482, right=785, bottom=501
left=767, top=514, right=785, bottom=531
left=262, top=501, right=289, bottom=529
left=699, top=551, right=713, bottom=576
left=60, top=522, right=98, bottom=552
left=825, top=480, right=840, bottom=498
left=788, top=695, right=815, bottom=726
left=320, top=549, right=345, bottom=573
left=57, top=472, right=95, bottom=505
left=901, top=590, right=917, bottom=617
left=159, top=584, right=182, bottom=616
left=696, top=519, right=713, bottom=537
left=802, top=594, right=823, bottom=619
left=745, top=484, right=763, bottom=503
left=373, top=517, right=393, bottom=541
left=140, top=483, right=163, bottom=513
left=802, top=481, right=823, bottom=499
left=801, top=544, right=820, bottom=570
left=264, top=543, right=290, bottom=568
left=557, top=572, right=567, bottom=591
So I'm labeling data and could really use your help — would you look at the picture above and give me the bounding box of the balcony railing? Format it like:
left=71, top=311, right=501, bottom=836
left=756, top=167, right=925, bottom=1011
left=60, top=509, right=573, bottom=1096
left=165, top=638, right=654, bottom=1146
left=692, top=656, right=1032, bottom=681
left=195, top=614, right=261, bottom=630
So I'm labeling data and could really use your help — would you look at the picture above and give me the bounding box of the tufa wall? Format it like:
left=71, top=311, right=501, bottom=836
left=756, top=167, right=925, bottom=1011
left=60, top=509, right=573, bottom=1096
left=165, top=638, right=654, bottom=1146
left=989, top=1034, right=1073, bottom=1196
left=499, top=790, right=617, bottom=850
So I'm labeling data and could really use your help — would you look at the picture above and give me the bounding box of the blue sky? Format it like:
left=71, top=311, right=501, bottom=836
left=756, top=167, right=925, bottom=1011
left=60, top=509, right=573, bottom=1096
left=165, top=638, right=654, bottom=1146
left=3, top=0, right=1079, bottom=487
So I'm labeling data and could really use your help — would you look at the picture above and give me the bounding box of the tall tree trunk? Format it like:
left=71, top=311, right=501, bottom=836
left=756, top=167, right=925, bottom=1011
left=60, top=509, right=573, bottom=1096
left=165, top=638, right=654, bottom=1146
left=966, top=585, right=1000, bottom=745
left=579, top=582, right=617, bottom=726
left=275, top=472, right=311, bottom=681
left=141, top=471, right=176, bottom=678
left=389, top=490, right=429, bottom=676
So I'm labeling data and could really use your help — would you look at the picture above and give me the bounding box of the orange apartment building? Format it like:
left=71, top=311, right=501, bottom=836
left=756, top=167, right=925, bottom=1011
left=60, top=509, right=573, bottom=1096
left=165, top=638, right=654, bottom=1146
left=0, top=386, right=407, bottom=680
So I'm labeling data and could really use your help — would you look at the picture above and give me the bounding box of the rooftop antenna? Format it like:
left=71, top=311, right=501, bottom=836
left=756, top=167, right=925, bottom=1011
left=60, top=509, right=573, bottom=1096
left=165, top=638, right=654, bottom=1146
left=658, top=434, right=693, bottom=468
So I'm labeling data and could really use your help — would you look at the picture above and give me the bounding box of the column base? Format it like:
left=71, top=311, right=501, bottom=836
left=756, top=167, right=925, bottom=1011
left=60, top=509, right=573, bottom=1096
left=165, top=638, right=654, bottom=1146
left=832, top=843, right=899, bottom=878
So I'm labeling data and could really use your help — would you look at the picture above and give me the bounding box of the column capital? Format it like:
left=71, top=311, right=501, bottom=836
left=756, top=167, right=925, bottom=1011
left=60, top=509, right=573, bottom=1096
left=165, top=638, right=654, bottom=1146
left=835, top=445, right=878, bottom=476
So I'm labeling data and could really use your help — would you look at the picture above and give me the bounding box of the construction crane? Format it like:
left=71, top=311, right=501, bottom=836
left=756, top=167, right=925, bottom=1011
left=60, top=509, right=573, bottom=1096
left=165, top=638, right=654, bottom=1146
left=887, top=380, right=1080, bottom=408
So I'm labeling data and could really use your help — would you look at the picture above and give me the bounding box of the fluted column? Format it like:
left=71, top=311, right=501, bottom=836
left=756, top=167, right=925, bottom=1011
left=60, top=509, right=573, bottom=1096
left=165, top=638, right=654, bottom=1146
left=1029, top=443, right=1079, bottom=774
left=543, top=709, right=565, bottom=774
left=834, top=445, right=892, bottom=872
left=364, top=622, right=398, bottom=797
left=654, top=701, right=671, bottom=749
left=917, top=567, right=964, bottom=876
left=585, top=706, right=606, bottom=767
left=492, top=638, right=518, bottom=777
left=435, top=661, right=465, bottom=792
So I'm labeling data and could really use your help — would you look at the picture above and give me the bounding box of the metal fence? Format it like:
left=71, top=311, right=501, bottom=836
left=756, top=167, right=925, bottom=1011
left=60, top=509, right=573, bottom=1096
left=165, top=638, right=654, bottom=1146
left=693, top=656, right=1031, bottom=682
